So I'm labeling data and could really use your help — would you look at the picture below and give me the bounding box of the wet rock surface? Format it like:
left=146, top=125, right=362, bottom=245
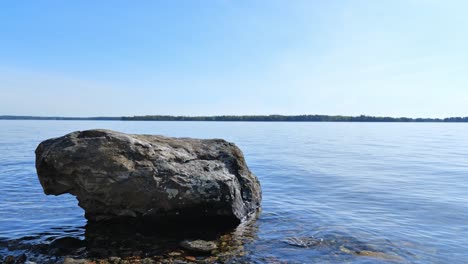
left=35, top=129, right=261, bottom=223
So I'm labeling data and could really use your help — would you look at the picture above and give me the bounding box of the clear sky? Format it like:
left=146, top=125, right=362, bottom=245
left=1, top=0, right=467, bottom=117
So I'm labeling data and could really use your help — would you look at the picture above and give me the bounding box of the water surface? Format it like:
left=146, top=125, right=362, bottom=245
left=0, top=121, right=467, bottom=263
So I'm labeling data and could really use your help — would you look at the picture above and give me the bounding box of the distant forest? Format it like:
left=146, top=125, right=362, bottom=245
left=0, top=116, right=121, bottom=121
left=2, top=115, right=468, bottom=122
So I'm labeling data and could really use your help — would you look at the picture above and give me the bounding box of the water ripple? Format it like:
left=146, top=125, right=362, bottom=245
left=0, top=121, right=467, bottom=263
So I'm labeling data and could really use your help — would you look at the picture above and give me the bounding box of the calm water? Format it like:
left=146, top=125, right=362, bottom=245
left=0, top=121, right=467, bottom=263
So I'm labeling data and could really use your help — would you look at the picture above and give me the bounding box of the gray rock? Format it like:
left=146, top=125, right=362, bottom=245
left=180, top=239, right=217, bottom=253
left=107, top=257, right=121, bottom=263
left=3, top=255, right=15, bottom=264
left=35, top=129, right=261, bottom=223
left=141, top=258, right=156, bottom=264
left=62, top=258, right=87, bottom=264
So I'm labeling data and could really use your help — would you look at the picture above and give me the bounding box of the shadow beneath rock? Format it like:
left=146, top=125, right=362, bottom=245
left=83, top=215, right=241, bottom=258
left=1, top=213, right=260, bottom=263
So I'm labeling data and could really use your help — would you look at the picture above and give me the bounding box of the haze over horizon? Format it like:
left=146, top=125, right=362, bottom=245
left=1, top=1, right=467, bottom=118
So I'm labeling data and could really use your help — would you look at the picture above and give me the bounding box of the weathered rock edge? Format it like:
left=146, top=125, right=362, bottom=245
left=35, top=129, right=261, bottom=223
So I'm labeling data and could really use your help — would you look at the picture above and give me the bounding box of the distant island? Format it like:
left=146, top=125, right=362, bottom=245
left=2, top=115, right=468, bottom=122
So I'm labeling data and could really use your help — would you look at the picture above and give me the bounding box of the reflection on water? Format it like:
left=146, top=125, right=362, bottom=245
left=1, top=121, right=468, bottom=263
left=2, top=214, right=260, bottom=263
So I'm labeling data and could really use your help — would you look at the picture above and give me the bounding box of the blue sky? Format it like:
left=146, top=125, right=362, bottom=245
left=1, top=0, right=467, bottom=117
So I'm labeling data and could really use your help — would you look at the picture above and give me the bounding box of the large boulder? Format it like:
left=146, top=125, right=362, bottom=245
left=35, top=129, right=261, bottom=223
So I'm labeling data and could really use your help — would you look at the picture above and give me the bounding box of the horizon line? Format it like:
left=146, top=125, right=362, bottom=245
left=2, top=114, right=468, bottom=122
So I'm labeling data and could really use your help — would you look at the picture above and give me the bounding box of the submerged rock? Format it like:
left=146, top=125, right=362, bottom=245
left=283, top=237, right=325, bottom=248
left=3, top=255, right=15, bottom=264
left=62, top=258, right=88, bottom=264
left=180, top=239, right=218, bottom=253
left=340, top=246, right=404, bottom=261
left=3, top=254, right=27, bottom=264
left=35, top=129, right=261, bottom=223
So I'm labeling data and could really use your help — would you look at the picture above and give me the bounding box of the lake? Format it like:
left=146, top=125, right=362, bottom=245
left=0, top=121, right=467, bottom=263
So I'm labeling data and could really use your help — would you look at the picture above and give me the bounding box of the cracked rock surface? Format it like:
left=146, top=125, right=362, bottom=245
left=35, top=129, right=261, bottom=223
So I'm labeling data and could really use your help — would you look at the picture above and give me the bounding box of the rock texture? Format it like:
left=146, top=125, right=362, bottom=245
left=35, top=129, right=261, bottom=223
left=180, top=240, right=217, bottom=253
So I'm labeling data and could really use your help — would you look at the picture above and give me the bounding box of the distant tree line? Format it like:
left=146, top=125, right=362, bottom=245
left=2, top=115, right=468, bottom=122
left=121, top=115, right=468, bottom=122
left=0, top=115, right=121, bottom=120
